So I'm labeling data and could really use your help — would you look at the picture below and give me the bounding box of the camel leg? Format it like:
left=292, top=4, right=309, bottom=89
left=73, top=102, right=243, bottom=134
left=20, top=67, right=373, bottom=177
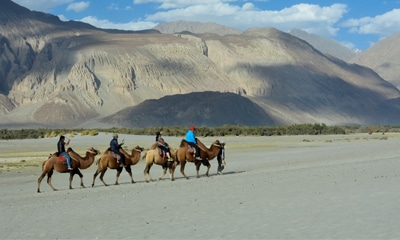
left=144, top=164, right=153, bottom=182
left=99, top=170, right=109, bottom=186
left=115, top=169, right=123, bottom=185
left=203, top=160, right=211, bottom=177
left=76, top=169, right=85, bottom=188
left=92, top=169, right=100, bottom=187
left=37, top=172, right=47, bottom=193
left=69, top=172, right=74, bottom=189
left=171, top=161, right=179, bottom=181
left=168, top=167, right=173, bottom=181
left=125, top=166, right=135, bottom=184
left=195, top=161, right=202, bottom=178
left=180, top=161, right=189, bottom=179
left=158, top=166, right=167, bottom=181
left=46, top=170, right=57, bottom=191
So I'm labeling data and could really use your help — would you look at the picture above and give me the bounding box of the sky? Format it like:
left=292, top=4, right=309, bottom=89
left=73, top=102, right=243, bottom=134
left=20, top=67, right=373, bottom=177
left=11, top=0, right=400, bottom=51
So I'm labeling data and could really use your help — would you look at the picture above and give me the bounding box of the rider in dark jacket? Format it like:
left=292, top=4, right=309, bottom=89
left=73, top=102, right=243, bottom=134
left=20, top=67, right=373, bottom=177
left=110, top=133, right=125, bottom=167
left=57, top=135, right=72, bottom=170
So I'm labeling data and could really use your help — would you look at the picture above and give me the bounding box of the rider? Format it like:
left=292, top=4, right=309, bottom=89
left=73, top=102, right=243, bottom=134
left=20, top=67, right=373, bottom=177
left=110, top=133, right=126, bottom=167
left=185, top=125, right=200, bottom=159
left=57, top=135, right=72, bottom=170
left=155, top=131, right=173, bottom=161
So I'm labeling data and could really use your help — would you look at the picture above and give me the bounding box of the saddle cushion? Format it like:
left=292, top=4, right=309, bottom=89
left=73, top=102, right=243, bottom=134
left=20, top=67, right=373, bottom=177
left=158, top=147, right=167, bottom=158
left=111, top=152, right=121, bottom=161
left=187, top=145, right=195, bottom=154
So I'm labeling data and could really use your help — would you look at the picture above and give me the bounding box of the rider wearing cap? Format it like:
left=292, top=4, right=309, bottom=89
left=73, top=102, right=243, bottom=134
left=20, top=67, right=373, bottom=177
left=110, top=133, right=125, bottom=167
left=185, top=125, right=200, bottom=159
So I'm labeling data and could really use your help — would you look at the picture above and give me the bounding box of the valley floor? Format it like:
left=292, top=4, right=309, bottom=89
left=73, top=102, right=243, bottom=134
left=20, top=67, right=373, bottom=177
left=1, top=133, right=399, bottom=239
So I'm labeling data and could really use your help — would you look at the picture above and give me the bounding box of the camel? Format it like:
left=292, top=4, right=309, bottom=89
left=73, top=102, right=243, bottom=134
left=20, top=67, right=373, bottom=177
left=92, top=145, right=144, bottom=187
left=37, top=147, right=100, bottom=193
left=173, top=138, right=223, bottom=179
left=143, top=143, right=176, bottom=182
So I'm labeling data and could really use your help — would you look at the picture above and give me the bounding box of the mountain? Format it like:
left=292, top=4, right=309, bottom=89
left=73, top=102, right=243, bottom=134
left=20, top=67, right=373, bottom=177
left=349, top=33, right=400, bottom=89
left=1, top=0, right=400, bottom=128
left=153, top=20, right=242, bottom=36
left=100, top=91, right=275, bottom=128
left=289, top=29, right=357, bottom=61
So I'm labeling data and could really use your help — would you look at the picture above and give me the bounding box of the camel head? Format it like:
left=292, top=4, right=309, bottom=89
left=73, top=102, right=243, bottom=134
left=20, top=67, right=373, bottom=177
left=212, top=140, right=223, bottom=148
left=87, top=147, right=101, bottom=156
left=133, top=145, right=144, bottom=153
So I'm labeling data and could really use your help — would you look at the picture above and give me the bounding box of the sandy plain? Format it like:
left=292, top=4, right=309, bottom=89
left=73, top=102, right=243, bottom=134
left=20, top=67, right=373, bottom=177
left=1, top=132, right=400, bottom=239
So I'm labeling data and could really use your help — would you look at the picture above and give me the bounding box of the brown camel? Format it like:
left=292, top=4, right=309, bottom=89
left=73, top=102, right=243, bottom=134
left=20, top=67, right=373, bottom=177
left=37, top=147, right=100, bottom=193
left=92, top=145, right=144, bottom=187
left=173, top=138, right=223, bottom=179
left=143, top=143, right=176, bottom=182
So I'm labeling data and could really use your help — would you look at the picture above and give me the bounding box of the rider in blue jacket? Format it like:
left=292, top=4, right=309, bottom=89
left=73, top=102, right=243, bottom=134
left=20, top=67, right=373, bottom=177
left=185, top=126, right=200, bottom=159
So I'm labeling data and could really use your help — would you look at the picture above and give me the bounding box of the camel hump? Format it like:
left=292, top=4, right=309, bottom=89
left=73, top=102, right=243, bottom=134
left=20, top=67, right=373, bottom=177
left=67, top=147, right=73, bottom=152
left=179, top=139, right=188, bottom=147
left=149, top=143, right=158, bottom=150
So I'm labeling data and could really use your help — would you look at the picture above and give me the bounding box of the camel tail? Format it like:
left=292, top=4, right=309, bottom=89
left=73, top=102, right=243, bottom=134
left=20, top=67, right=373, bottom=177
left=96, top=158, right=100, bottom=165
left=142, top=151, right=147, bottom=160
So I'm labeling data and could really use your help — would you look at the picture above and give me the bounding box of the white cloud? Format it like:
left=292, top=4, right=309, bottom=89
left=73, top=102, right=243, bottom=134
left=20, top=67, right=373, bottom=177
left=67, top=1, right=90, bottom=12
left=134, top=0, right=228, bottom=9
left=80, top=16, right=157, bottom=31
left=342, top=8, right=400, bottom=36
left=145, top=3, right=347, bottom=37
left=13, top=0, right=73, bottom=12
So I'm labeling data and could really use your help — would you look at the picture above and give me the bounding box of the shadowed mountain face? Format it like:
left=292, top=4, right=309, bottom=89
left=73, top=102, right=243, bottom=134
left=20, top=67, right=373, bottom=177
left=1, top=0, right=400, bottom=128
left=100, top=91, right=275, bottom=128
left=350, top=33, right=400, bottom=90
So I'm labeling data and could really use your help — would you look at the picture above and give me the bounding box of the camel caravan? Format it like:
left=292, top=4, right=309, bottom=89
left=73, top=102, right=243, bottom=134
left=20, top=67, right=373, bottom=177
left=37, top=132, right=226, bottom=193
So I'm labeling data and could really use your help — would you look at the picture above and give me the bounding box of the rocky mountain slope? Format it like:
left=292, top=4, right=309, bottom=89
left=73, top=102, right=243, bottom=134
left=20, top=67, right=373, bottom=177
left=1, top=0, right=400, bottom=128
left=153, top=20, right=242, bottom=36
left=350, top=33, right=400, bottom=89
left=289, top=29, right=357, bottom=61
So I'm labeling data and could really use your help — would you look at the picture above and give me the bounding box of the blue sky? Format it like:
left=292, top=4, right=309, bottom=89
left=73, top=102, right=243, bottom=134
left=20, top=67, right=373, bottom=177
left=12, top=0, right=400, bottom=51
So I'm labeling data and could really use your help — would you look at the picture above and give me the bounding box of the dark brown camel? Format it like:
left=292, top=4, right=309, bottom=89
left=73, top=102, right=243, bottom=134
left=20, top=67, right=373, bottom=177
left=92, top=145, right=144, bottom=187
left=37, top=147, right=100, bottom=193
left=173, top=139, right=223, bottom=179
left=143, top=143, right=176, bottom=182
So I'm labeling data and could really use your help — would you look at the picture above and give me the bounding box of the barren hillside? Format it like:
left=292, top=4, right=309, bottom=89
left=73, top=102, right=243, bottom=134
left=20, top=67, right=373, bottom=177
left=350, top=33, right=400, bottom=89
left=1, top=0, right=400, bottom=128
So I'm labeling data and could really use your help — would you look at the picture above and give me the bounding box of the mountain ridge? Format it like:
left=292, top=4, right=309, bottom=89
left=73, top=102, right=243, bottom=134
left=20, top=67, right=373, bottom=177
left=1, top=0, right=400, bottom=128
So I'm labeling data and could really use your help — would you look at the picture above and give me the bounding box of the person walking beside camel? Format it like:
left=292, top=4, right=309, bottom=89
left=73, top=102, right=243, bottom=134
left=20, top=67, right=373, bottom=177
left=185, top=125, right=200, bottom=160
left=57, top=135, right=72, bottom=170
left=110, top=133, right=126, bottom=167
left=156, top=131, right=173, bottom=162
left=217, top=141, right=226, bottom=174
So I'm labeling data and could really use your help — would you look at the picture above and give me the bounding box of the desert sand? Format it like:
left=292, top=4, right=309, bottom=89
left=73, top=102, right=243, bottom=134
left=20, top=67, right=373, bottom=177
left=1, top=132, right=400, bottom=239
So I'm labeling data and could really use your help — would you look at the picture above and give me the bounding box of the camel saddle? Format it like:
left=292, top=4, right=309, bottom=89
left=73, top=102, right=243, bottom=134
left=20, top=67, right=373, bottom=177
left=187, top=145, right=196, bottom=156
left=111, top=152, right=121, bottom=161
left=53, top=152, right=66, bottom=161
left=157, top=147, right=168, bottom=159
